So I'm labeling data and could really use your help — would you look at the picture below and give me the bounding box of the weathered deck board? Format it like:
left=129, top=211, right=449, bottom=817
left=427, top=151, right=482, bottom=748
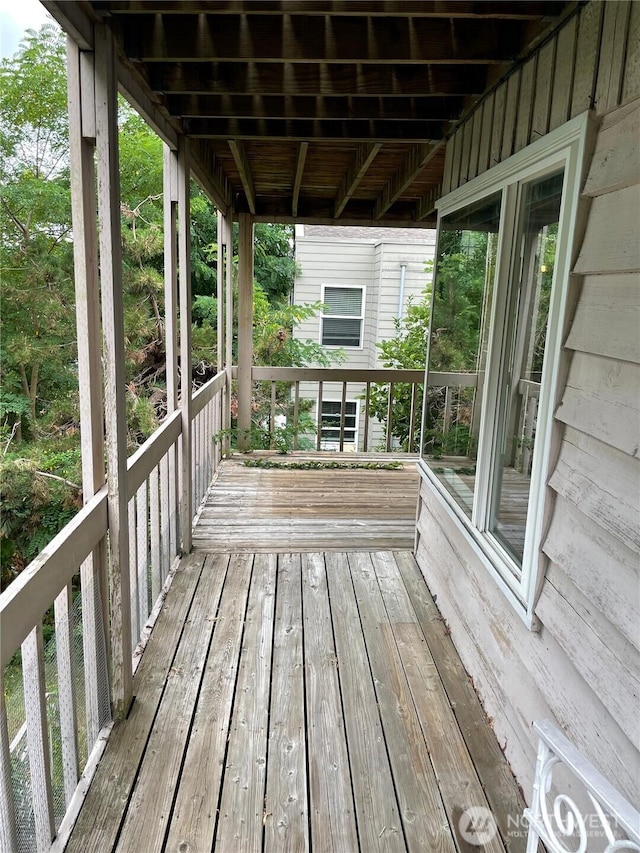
left=193, top=456, right=419, bottom=552
left=65, top=550, right=524, bottom=853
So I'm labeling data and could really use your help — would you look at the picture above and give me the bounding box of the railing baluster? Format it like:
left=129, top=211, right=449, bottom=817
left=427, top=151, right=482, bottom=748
left=0, top=675, right=18, bottom=852
left=22, top=625, right=55, bottom=851
left=128, top=499, right=138, bottom=648
left=80, top=551, right=104, bottom=747
left=293, top=381, right=300, bottom=450
left=316, top=381, right=323, bottom=450
left=54, top=583, right=79, bottom=806
left=408, top=382, right=417, bottom=453
left=443, top=385, right=453, bottom=436
left=339, top=381, right=347, bottom=452
left=150, top=466, right=161, bottom=603
left=363, top=382, right=371, bottom=452
left=270, top=381, right=277, bottom=449
left=386, top=383, right=394, bottom=452
left=136, top=482, right=149, bottom=628
left=160, top=453, right=170, bottom=582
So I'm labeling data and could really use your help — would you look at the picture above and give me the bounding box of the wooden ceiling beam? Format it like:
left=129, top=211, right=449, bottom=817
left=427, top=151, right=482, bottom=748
left=228, top=140, right=256, bottom=215
left=104, top=1, right=565, bottom=20
left=415, top=186, right=442, bottom=222
left=187, top=118, right=443, bottom=142
left=151, top=62, right=487, bottom=98
left=375, top=142, right=444, bottom=220
left=191, top=141, right=233, bottom=212
left=123, top=15, right=524, bottom=64
left=167, top=94, right=463, bottom=122
left=334, top=143, right=381, bottom=219
left=292, top=142, right=308, bottom=218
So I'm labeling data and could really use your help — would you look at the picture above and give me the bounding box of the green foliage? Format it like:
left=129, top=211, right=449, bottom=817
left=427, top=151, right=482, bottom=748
left=0, top=440, right=81, bottom=589
left=368, top=287, right=431, bottom=450
left=242, top=459, right=403, bottom=470
left=253, top=223, right=298, bottom=303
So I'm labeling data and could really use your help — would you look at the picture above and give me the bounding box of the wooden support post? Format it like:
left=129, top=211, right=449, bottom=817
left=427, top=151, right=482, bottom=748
left=67, top=37, right=111, bottom=740
left=216, top=212, right=224, bottom=373
left=237, top=212, right=254, bottom=451
left=224, top=213, right=234, bottom=457
left=178, top=136, right=193, bottom=551
left=163, top=143, right=180, bottom=560
left=94, top=23, right=132, bottom=719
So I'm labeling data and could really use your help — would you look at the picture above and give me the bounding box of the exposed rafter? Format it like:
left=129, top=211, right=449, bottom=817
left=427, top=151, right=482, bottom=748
left=123, top=15, right=524, bottom=64
left=415, top=186, right=442, bottom=222
left=228, top=139, right=256, bottom=215
left=168, top=94, right=463, bottom=123
left=292, top=142, right=308, bottom=218
left=191, top=140, right=233, bottom=213
left=105, top=1, right=565, bottom=19
left=334, top=143, right=382, bottom=219
left=188, top=118, right=443, bottom=142
left=150, top=63, right=487, bottom=98
left=375, top=143, right=444, bottom=220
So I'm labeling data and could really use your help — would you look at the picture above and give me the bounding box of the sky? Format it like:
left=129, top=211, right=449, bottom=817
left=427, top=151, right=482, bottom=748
left=0, top=0, right=52, bottom=59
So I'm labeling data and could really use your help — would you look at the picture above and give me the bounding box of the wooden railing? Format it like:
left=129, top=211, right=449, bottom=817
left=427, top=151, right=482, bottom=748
left=0, top=370, right=226, bottom=852
left=250, top=367, right=481, bottom=454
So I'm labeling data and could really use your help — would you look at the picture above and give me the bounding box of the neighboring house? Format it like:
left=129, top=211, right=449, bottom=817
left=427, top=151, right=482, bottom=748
left=293, top=225, right=436, bottom=450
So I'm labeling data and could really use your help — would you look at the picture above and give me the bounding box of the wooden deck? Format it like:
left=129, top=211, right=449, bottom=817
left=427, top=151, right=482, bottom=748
left=65, top=549, right=526, bottom=853
left=193, top=454, right=420, bottom=552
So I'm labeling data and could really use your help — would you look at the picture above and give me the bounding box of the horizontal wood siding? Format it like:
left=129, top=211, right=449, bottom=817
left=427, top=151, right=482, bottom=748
left=418, top=11, right=640, bottom=811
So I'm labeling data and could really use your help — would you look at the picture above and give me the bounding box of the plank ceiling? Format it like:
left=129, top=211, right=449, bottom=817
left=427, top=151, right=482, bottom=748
left=56, top=0, right=573, bottom=225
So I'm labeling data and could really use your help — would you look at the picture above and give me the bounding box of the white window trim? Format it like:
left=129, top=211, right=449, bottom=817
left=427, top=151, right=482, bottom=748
left=318, top=398, right=360, bottom=449
left=320, top=283, right=366, bottom=350
left=418, top=111, right=594, bottom=629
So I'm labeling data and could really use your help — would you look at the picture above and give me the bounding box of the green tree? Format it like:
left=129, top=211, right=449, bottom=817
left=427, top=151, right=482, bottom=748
left=0, top=24, right=76, bottom=432
left=368, top=288, right=431, bottom=451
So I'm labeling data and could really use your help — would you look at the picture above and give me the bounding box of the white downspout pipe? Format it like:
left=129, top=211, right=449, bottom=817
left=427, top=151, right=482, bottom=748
left=397, top=263, right=407, bottom=320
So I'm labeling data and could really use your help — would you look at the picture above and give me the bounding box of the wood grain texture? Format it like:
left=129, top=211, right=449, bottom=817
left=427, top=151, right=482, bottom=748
left=65, top=548, right=528, bottom=851
left=114, top=554, right=229, bottom=853
left=549, top=14, right=576, bottom=131
left=415, top=486, right=640, bottom=807
left=215, top=554, right=276, bottom=853
left=394, top=551, right=527, bottom=852
left=622, top=0, right=640, bottom=103
left=584, top=99, right=640, bottom=197
left=594, top=0, right=630, bottom=115
left=264, top=554, right=308, bottom=853
left=165, top=553, right=253, bottom=853
left=555, top=350, right=640, bottom=457
left=565, top=273, right=640, bottom=364
left=542, top=493, right=640, bottom=652
left=571, top=0, right=604, bottom=118
left=573, top=184, right=640, bottom=275
left=349, top=552, right=455, bottom=852
left=325, top=552, right=405, bottom=852
left=548, top=425, right=640, bottom=554
left=193, top=458, right=419, bottom=552
left=65, top=554, right=206, bottom=852
left=302, top=553, right=359, bottom=853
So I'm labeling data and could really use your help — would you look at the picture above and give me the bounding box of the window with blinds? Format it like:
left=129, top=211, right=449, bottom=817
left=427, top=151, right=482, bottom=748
left=321, top=285, right=364, bottom=347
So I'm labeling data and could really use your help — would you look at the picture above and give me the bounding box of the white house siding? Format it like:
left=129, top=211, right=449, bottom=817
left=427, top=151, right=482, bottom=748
left=415, top=0, right=640, bottom=810
left=293, top=227, right=435, bottom=449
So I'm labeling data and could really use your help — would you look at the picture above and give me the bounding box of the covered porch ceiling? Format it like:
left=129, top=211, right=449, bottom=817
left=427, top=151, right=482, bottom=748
left=46, top=0, right=572, bottom=226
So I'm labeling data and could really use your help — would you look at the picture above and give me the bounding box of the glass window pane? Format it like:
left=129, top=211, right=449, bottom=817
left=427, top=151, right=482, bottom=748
left=322, top=317, right=362, bottom=346
left=423, top=191, right=502, bottom=519
left=324, top=287, right=363, bottom=316
left=489, top=170, right=564, bottom=563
